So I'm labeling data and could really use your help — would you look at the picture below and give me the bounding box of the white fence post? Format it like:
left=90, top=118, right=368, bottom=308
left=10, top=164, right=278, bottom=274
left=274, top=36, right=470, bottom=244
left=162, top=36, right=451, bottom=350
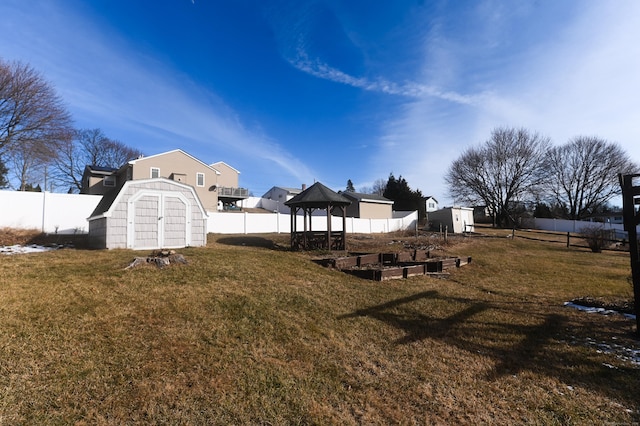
left=41, top=191, right=47, bottom=233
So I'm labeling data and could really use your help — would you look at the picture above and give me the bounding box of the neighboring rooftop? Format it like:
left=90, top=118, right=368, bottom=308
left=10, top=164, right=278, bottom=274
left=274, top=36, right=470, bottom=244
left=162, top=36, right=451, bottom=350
left=284, top=182, right=351, bottom=208
left=341, top=191, right=394, bottom=204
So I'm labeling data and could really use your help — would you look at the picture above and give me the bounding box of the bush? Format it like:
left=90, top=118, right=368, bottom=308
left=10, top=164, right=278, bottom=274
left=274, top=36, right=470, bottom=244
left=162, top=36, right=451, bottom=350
left=580, top=224, right=608, bottom=253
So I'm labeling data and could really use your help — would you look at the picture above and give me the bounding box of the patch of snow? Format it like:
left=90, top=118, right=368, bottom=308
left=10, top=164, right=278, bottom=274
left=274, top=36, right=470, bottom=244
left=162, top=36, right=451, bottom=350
left=0, top=244, right=61, bottom=255
left=566, top=335, right=640, bottom=368
left=564, top=301, right=636, bottom=321
left=589, top=341, right=640, bottom=367
left=564, top=302, right=640, bottom=368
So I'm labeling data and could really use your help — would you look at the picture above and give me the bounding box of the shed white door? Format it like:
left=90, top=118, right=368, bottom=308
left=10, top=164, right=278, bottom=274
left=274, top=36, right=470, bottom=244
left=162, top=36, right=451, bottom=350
left=162, top=195, right=187, bottom=247
left=128, top=191, right=192, bottom=249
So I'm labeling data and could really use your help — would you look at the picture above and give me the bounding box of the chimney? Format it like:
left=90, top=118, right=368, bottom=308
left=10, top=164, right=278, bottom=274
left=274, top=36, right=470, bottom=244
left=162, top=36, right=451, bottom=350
left=302, top=183, right=307, bottom=191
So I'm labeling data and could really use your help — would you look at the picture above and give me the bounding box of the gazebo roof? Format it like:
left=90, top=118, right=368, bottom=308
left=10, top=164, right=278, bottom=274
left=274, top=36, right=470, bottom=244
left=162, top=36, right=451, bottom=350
left=284, top=182, right=351, bottom=208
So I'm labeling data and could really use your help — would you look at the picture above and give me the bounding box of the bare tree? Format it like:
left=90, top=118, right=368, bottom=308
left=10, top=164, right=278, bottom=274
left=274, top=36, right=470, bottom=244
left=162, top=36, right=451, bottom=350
left=371, top=178, right=387, bottom=196
left=51, top=128, right=143, bottom=192
left=359, top=178, right=387, bottom=195
left=0, top=59, right=73, bottom=189
left=446, top=127, right=550, bottom=227
left=543, top=136, right=638, bottom=220
left=7, top=138, right=53, bottom=191
left=0, top=157, right=8, bottom=188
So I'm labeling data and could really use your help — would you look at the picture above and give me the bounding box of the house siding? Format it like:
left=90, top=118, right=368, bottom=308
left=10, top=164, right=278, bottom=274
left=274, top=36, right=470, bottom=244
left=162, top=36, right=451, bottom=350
left=129, top=151, right=219, bottom=211
left=210, top=162, right=239, bottom=188
left=86, top=175, right=106, bottom=195
left=343, top=193, right=394, bottom=219
left=358, top=203, right=392, bottom=219
left=262, top=187, right=301, bottom=202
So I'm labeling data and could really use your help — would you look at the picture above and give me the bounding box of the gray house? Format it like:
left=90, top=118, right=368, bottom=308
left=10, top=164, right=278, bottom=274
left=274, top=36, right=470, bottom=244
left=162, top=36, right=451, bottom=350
left=262, top=186, right=304, bottom=202
left=87, top=178, right=208, bottom=250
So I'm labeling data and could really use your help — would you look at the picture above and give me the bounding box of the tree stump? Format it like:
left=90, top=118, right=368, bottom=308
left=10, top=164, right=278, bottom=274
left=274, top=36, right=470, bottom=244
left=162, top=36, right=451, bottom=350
left=125, top=250, right=188, bottom=269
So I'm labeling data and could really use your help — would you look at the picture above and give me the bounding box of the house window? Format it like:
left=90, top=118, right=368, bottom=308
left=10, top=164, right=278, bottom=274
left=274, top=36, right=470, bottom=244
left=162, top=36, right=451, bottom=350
left=103, top=176, right=116, bottom=187
left=196, top=172, right=205, bottom=187
left=150, top=167, right=160, bottom=179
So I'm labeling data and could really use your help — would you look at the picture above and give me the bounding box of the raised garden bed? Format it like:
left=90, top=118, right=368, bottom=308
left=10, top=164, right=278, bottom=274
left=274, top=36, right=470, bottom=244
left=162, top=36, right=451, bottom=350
left=317, top=250, right=471, bottom=281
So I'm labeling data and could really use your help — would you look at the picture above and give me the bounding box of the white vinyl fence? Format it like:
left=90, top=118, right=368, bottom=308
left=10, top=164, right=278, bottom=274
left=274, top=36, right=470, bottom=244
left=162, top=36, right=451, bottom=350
left=522, top=217, right=635, bottom=239
left=207, top=210, right=418, bottom=234
left=0, top=190, right=102, bottom=234
left=0, top=190, right=419, bottom=236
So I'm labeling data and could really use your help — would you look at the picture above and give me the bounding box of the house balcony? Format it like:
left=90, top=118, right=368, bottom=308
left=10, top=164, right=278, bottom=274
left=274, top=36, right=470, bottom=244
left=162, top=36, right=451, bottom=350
left=218, top=186, right=249, bottom=198
left=217, top=187, right=250, bottom=207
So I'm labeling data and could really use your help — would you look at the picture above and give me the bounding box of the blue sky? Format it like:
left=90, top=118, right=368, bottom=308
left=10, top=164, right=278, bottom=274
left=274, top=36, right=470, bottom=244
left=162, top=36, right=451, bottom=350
left=2, top=0, right=640, bottom=203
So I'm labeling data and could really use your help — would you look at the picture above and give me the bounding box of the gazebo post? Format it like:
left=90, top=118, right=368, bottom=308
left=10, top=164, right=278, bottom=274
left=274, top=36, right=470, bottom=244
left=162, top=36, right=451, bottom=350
left=342, top=205, right=347, bottom=251
left=303, top=207, right=308, bottom=249
left=290, top=206, right=296, bottom=249
left=326, top=202, right=332, bottom=250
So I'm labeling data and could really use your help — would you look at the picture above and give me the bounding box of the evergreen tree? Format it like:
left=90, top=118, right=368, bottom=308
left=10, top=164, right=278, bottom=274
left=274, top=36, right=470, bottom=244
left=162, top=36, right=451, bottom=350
left=346, top=179, right=355, bottom=192
left=383, top=173, right=425, bottom=219
left=21, top=183, right=41, bottom=192
left=533, top=202, right=553, bottom=218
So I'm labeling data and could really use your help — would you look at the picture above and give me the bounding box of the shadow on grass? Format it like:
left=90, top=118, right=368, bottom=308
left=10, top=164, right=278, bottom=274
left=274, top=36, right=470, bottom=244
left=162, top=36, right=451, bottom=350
left=216, top=236, right=288, bottom=250
left=32, top=233, right=91, bottom=249
left=339, top=291, right=489, bottom=345
left=339, top=290, right=640, bottom=415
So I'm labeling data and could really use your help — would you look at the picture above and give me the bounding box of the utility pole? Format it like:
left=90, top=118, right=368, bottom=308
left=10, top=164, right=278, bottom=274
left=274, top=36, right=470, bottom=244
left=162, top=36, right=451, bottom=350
left=619, top=173, right=640, bottom=334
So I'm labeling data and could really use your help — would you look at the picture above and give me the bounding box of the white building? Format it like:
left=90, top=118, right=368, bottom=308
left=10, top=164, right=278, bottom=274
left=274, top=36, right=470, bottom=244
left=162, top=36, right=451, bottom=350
left=428, top=206, right=475, bottom=233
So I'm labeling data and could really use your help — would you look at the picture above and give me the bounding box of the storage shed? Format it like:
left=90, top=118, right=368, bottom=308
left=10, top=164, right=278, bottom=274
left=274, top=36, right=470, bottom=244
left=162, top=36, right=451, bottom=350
left=88, top=178, right=208, bottom=249
left=428, top=207, right=475, bottom=234
left=341, top=192, right=394, bottom=219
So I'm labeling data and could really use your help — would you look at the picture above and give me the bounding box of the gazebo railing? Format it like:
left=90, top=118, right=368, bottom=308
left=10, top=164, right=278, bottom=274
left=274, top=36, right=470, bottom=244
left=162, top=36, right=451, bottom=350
left=290, top=231, right=345, bottom=251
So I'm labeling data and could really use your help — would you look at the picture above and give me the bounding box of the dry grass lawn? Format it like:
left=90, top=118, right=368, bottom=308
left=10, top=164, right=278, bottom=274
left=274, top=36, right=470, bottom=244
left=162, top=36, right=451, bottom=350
left=0, top=229, right=638, bottom=424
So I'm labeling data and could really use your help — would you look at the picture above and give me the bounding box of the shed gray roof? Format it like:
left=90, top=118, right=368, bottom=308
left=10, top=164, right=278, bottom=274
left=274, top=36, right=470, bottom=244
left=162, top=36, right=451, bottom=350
left=88, top=178, right=207, bottom=220
left=284, top=182, right=351, bottom=208
left=88, top=182, right=124, bottom=218
left=341, top=191, right=393, bottom=204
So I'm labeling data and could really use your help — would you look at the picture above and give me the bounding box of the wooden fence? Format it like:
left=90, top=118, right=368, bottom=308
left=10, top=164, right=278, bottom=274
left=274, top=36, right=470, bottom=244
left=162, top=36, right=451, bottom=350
left=510, top=228, right=627, bottom=251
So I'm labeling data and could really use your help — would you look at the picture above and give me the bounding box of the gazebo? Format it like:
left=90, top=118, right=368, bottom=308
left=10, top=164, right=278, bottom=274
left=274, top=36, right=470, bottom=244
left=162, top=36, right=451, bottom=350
left=284, top=182, right=352, bottom=251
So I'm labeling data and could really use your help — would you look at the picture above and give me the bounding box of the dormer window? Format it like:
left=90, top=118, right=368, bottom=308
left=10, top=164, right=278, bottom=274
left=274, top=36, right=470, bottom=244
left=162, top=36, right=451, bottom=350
left=103, top=176, right=116, bottom=187
left=150, top=167, right=160, bottom=179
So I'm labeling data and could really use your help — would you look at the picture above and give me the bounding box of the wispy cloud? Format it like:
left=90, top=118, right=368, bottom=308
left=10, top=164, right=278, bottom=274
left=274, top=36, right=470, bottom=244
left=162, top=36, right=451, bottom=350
left=289, top=49, right=480, bottom=105
left=0, top=0, right=317, bottom=189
